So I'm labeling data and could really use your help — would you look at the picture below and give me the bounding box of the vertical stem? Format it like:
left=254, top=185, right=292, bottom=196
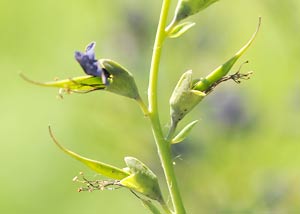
left=148, top=0, right=186, bottom=213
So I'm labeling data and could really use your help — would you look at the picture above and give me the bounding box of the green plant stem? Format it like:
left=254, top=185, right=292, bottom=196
left=148, top=0, right=186, bottom=213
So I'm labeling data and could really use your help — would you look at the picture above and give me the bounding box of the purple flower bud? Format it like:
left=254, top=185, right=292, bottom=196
left=75, top=42, right=109, bottom=84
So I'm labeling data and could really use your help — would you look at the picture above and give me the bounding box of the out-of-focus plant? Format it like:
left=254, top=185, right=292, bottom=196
left=23, top=0, right=260, bottom=213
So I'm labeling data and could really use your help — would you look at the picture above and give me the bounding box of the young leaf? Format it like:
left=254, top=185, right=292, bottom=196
left=120, top=157, right=163, bottom=202
left=167, top=21, right=195, bottom=39
left=171, top=120, right=198, bottom=144
left=48, top=127, right=129, bottom=180
left=193, top=17, right=261, bottom=92
left=140, top=199, right=162, bottom=214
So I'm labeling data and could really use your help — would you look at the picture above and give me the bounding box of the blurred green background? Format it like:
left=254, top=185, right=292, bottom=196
left=1, top=0, right=300, bottom=213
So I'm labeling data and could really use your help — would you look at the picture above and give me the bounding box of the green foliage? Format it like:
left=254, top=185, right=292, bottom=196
left=167, top=21, right=195, bottom=38
left=50, top=126, right=164, bottom=203
left=3, top=0, right=300, bottom=214
left=141, top=199, right=162, bottom=214
left=171, top=120, right=198, bottom=144
left=21, top=1, right=263, bottom=214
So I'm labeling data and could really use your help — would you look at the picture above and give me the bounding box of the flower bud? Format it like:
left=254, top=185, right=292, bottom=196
left=170, top=70, right=206, bottom=124
left=174, top=0, right=219, bottom=23
left=120, top=157, right=163, bottom=202
left=100, top=59, right=141, bottom=100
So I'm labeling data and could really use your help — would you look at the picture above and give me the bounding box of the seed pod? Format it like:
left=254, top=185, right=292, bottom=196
left=193, top=17, right=261, bottom=92
left=48, top=126, right=129, bottom=180
left=20, top=73, right=105, bottom=95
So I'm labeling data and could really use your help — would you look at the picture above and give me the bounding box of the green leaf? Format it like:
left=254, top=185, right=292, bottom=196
left=141, top=199, right=162, bottom=214
left=171, top=120, right=198, bottom=144
left=100, top=59, right=141, bottom=100
left=21, top=73, right=105, bottom=92
left=193, top=17, right=261, bottom=92
left=48, top=127, right=129, bottom=180
left=120, top=157, right=163, bottom=202
left=167, top=21, right=195, bottom=38
left=170, top=70, right=206, bottom=124
left=173, top=0, right=219, bottom=23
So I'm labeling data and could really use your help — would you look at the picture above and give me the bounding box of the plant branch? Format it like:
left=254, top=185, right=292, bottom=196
left=148, top=0, right=186, bottom=213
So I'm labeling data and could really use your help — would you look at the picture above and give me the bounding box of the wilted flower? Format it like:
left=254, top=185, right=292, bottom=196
left=75, top=42, right=109, bottom=84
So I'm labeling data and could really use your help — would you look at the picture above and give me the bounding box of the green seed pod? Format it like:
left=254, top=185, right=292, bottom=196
left=193, top=17, right=261, bottom=92
left=174, top=0, right=219, bottom=23
left=48, top=127, right=129, bottom=180
left=170, top=70, right=206, bottom=124
left=20, top=73, right=106, bottom=94
left=100, top=59, right=141, bottom=100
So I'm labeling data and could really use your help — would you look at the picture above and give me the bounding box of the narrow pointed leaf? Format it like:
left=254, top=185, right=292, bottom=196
left=49, top=127, right=129, bottom=180
left=167, top=22, right=195, bottom=38
left=141, top=199, right=162, bottom=214
left=172, top=120, right=198, bottom=144
left=193, top=18, right=261, bottom=91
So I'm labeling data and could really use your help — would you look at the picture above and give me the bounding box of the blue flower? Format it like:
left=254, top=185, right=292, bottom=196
left=75, top=42, right=109, bottom=84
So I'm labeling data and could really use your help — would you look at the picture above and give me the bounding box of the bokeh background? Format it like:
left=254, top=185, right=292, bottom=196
left=1, top=0, right=300, bottom=213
